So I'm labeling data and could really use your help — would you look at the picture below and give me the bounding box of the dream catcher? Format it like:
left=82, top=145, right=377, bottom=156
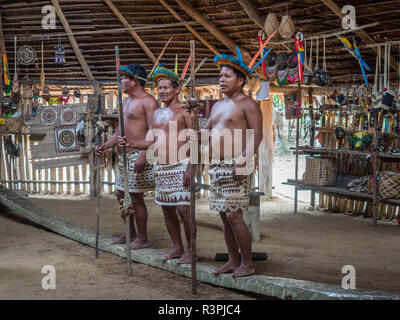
left=17, top=45, right=37, bottom=66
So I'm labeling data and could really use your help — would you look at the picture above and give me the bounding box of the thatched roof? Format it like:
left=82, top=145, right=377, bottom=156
left=1, top=0, right=399, bottom=88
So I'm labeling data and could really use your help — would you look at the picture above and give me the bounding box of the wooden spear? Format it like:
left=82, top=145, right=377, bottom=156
left=94, top=99, right=103, bottom=258
left=115, top=45, right=133, bottom=276
left=189, top=39, right=197, bottom=295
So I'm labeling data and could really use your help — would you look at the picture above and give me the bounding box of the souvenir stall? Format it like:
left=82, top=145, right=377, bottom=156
left=283, top=39, right=400, bottom=226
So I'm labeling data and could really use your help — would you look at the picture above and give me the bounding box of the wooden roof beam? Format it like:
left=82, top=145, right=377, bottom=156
left=320, top=0, right=398, bottom=73
left=51, top=0, right=95, bottom=82
left=104, top=0, right=156, bottom=63
left=159, top=0, right=220, bottom=55
left=174, top=0, right=263, bottom=77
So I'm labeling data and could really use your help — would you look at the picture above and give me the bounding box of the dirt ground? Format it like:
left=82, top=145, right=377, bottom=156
left=0, top=206, right=254, bottom=300
left=2, top=192, right=399, bottom=299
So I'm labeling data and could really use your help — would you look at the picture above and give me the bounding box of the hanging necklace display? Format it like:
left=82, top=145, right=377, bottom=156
left=266, top=51, right=277, bottom=80
left=276, top=52, right=288, bottom=87
left=321, top=35, right=329, bottom=86
left=304, top=38, right=313, bottom=85
left=17, top=45, right=37, bottom=66
left=381, top=42, right=395, bottom=111
left=287, top=52, right=299, bottom=83
left=313, top=37, right=328, bottom=86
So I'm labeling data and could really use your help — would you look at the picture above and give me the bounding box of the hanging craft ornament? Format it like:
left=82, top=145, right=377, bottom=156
left=304, top=38, right=313, bottom=85
left=266, top=51, right=277, bottom=81
left=279, top=15, right=295, bottom=39
left=73, top=88, right=81, bottom=99
left=276, top=53, right=288, bottom=87
left=264, top=13, right=279, bottom=38
left=294, top=32, right=304, bottom=83
left=40, top=106, right=59, bottom=126
left=55, top=36, right=65, bottom=63
left=17, top=45, right=37, bottom=66
left=257, top=31, right=267, bottom=77
left=62, top=86, right=69, bottom=97
left=287, top=52, right=299, bottom=83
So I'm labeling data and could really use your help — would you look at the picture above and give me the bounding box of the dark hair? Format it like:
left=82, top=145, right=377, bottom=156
left=220, top=64, right=246, bottom=87
left=159, top=78, right=180, bottom=89
left=171, top=81, right=179, bottom=89
left=127, top=63, right=147, bottom=87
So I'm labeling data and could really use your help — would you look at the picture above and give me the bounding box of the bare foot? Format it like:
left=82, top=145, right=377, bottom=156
left=232, top=264, right=255, bottom=277
left=213, top=261, right=240, bottom=275
left=177, top=251, right=192, bottom=264
left=162, top=248, right=184, bottom=261
left=130, top=238, right=150, bottom=249
left=111, top=234, right=126, bottom=245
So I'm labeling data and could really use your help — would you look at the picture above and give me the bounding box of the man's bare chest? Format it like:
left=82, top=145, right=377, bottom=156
left=211, top=105, right=244, bottom=127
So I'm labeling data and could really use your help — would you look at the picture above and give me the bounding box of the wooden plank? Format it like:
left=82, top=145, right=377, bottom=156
left=104, top=0, right=156, bottom=63
left=174, top=0, right=263, bottom=78
left=43, top=169, right=49, bottom=194
left=158, top=0, right=220, bottom=55
left=82, top=164, right=87, bottom=195
left=17, top=135, right=25, bottom=190
left=0, top=137, right=6, bottom=188
left=50, top=168, right=57, bottom=194
left=32, top=154, right=89, bottom=170
left=320, top=0, right=398, bottom=73
left=51, top=0, right=96, bottom=81
left=58, top=167, right=64, bottom=194
left=66, top=166, right=71, bottom=195
left=24, top=135, right=32, bottom=193
left=74, top=165, right=80, bottom=195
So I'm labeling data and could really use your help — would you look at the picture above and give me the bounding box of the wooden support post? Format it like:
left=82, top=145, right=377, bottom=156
left=294, top=115, right=300, bottom=214
left=258, top=99, right=274, bottom=200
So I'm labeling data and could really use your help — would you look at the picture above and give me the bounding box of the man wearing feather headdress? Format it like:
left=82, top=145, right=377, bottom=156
left=96, top=63, right=159, bottom=249
left=119, top=66, right=195, bottom=264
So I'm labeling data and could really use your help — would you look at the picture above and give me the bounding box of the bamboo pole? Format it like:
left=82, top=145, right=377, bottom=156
left=115, top=45, right=132, bottom=276
left=189, top=39, right=198, bottom=295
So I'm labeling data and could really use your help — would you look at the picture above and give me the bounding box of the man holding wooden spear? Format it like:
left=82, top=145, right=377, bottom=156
left=96, top=63, right=159, bottom=249
left=118, top=66, right=196, bottom=264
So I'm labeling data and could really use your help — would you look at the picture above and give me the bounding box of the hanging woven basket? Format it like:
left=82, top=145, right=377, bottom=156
left=279, top=15, right=295, bottom=39
left=264, top=13, right=279, bottom=38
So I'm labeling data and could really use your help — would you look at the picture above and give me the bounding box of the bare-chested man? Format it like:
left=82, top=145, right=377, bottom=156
left=118, top=66, right=195, bottom=264
left=96, top=63, right=159, bottom=249
left=204, top=55, right=263, bottom=277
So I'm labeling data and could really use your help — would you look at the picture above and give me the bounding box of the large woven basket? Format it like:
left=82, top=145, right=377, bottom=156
left=5, top=117, right=23, bottom=134
left=378, top=171, right=400, bottom=199
left=304, top=157, right=337, bottom=186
